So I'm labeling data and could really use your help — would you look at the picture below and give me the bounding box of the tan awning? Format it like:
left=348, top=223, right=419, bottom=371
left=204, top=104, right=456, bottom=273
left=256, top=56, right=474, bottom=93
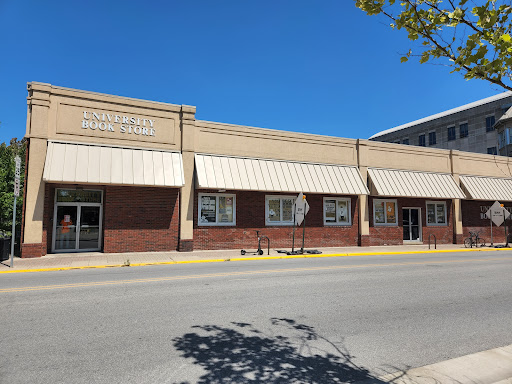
left=368, top=168, right=465, bottom=199
left=460, top=175, right=512, bottom=201
left=43, top=141, right=184, bottom=187
left=195, top=154, right=369, bottom=195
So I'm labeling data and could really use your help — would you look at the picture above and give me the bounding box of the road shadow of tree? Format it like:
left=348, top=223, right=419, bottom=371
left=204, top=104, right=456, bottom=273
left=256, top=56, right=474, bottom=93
left=172, top=317, right=387, bottom=383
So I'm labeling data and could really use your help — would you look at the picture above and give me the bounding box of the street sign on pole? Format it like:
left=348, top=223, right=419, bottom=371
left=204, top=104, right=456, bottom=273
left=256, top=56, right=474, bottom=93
left=294, top=192, right=310, bottom=226
left=14, top=178, right=20, bottom=197
left=485, top=201, right=511, bottom=227
left=11, top=155, right=21, bottom=268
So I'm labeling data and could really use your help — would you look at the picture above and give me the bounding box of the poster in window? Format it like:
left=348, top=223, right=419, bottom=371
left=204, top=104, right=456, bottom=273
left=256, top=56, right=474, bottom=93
left=375, top=201, right=385, bottom=223
left=200, top=196, right=217, bottom=223
left=268, top=199, right=281, bottom=222
left=427, top=204, right=436, bottom=224
left=386, top=202, right=396, bottom=223
left=219, top=196, right=234, bottom=223
left=325, top=200, right=336, bottom=222
left=337, top=200, right=348, bottom=222
left=282, top=199, right=293, bottom=221
left=436, top=204, right=445, bottom=223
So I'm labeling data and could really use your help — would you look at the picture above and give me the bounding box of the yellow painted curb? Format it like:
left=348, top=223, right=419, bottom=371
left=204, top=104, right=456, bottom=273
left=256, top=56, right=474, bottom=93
left=1, top=247, right=511, bottom=273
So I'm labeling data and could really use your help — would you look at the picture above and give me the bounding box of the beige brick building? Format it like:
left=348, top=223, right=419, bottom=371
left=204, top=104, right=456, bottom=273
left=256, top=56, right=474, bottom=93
left=21, top=83, right=512, bottom=258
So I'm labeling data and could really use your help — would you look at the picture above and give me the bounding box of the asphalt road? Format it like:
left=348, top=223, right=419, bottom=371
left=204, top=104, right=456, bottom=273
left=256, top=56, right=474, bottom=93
left=1, top=251, right=512, bottom=383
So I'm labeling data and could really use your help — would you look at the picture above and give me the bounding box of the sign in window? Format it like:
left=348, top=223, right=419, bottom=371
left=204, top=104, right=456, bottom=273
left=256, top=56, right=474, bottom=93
left=198, top=194, right=236, bottom=225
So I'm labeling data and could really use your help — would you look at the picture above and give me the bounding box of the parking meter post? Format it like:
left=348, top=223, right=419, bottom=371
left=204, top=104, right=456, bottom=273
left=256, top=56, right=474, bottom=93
left=10, top=196, right=16, bottom=268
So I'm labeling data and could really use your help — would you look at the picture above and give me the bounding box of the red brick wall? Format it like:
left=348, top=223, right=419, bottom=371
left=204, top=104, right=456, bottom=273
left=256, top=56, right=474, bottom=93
left=103, top=186, right=179, bottom=253
left=368, top=197, right=453, bottom=246
left=462, top=200, right=512, bottom=244
left=193, top=190, right=360, bottom=250
left=39, top=184, right=179, bottom=255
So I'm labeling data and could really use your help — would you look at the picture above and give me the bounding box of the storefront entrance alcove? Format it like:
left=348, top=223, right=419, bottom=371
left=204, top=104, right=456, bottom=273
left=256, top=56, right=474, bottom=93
left=403, top=208, right=422, bottom=242
left=52, top=189, right=103, bottom=253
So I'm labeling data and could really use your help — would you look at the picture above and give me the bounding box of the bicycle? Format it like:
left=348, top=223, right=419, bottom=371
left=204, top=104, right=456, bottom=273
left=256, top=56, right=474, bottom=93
left=464, top=231, right=486, bottom=248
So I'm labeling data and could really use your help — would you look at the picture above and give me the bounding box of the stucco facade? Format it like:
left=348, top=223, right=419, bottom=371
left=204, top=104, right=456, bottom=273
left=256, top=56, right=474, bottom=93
left=21, top=83, right=512, bottom=257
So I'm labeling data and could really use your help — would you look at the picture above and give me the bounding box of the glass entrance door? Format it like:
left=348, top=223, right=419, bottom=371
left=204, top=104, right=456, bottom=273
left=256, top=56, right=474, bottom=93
left=55, top=206, right=78, bottom=250
left=79, top=206, right=101, bottom=250
left=53, top=189, right=103, bottom=253
left=403, top=208, right=421, bottom=242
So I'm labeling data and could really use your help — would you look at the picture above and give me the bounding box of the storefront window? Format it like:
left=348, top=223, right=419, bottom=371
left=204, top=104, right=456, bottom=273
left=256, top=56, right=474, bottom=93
left=426, top=201, right=447, bottom=225
left=266, top=196, right=294, bottom=225
left=323, top=198, right=351, bottom=225
left=198, top=193, right=236, bottom=226
left=373, top=199, right=398, bottom=225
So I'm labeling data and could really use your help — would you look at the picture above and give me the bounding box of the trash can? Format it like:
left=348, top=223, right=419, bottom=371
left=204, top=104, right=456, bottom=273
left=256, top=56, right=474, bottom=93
left=0, top=237, right=11, bottom=261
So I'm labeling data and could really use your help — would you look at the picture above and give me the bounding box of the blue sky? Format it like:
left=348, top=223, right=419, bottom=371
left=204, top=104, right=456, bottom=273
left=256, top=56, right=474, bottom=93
left=0, top=0, right=507, bottom=145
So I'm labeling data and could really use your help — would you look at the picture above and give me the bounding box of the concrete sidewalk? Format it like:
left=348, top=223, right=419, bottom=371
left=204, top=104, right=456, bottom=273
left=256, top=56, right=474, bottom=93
left=1, top=243, right=511, bottom=273
left=372, top=344, right=512, bottom=384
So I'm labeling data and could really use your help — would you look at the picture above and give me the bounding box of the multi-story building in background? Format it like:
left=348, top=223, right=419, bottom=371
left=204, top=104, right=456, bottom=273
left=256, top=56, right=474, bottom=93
left=370, top=92, right=512, bottom=156
left=495, top=105, right=512, bottom=157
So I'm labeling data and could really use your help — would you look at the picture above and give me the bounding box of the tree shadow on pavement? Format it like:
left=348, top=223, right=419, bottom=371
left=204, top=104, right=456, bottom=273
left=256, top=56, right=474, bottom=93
left=172, top=317, right=386, bottom=383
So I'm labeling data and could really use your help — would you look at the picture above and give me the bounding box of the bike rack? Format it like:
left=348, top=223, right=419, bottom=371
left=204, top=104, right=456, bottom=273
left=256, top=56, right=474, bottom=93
left=259, top=235, right=270, bottom=255
left=428, top=234, right=437, bottom=250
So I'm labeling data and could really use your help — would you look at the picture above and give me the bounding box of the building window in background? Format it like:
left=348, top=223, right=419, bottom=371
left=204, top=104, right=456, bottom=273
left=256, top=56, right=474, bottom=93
left=486, top=116, right=495, bottom=132
left=460, top=123, right=469, bottom=138
left=429, top=131, right=437, bottom=145
left=448, top=126, right=456, bottom=141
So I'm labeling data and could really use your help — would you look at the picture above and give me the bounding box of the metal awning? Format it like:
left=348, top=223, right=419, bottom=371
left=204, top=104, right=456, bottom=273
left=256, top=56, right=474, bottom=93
left=195, top=154, right=369, bottom=195
left=460, top=175, right=512, bottom=201
left=368, top=168, right=465, bottom=199
left=43, top=141, right=185, bottom=187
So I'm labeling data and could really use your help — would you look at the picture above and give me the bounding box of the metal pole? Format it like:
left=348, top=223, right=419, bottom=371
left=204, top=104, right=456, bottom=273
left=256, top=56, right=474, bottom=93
left=292, top=203, right=296, bottom=253
left=490, top=214, right=493, bottom=247
left=301, top=213, right=306, bottom=254
left=506, top=214, right=509, bottom=247
left=10, top=196, right=16, bottom=268
left=504, top=208, right=508, bottom=247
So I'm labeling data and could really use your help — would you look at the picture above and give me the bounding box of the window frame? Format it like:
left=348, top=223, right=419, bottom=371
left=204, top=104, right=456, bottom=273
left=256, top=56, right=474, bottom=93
left=486, top=115, right=495, bottom=132
left=499, top=128, right=510, bottom=149
left=265, top=195, right=295, bottom=226
left=487, top=146, right=497, bottom=155
left=418, top=134, right=426, bottom=147
left=323, top=197, right=352, bottom=226
left=373, top=199, right=398, bottom=226
left=428, top=131, right=437, bottom=146
left=198, top=193, right=236, bottom=226
left=459, top=122, right=469, bottom=138
left=425, top=201, right=447, bottom=226
left=447, top=126, right=456, bottom=141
